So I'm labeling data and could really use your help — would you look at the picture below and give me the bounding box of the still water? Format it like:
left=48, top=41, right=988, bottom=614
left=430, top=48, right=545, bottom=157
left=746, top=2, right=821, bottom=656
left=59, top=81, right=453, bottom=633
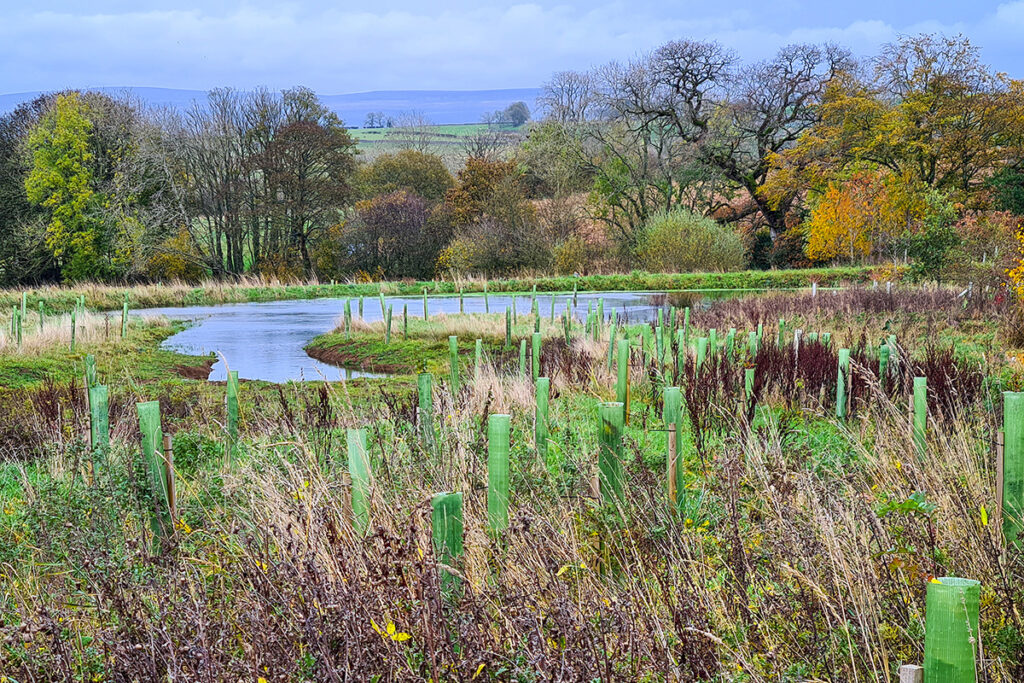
left=135, top=290, right=749, bottom=382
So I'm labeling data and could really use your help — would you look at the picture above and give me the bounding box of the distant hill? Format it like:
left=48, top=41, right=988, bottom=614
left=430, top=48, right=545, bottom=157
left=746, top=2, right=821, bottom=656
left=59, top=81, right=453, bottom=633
left=0, top=86, right=542, bottom=126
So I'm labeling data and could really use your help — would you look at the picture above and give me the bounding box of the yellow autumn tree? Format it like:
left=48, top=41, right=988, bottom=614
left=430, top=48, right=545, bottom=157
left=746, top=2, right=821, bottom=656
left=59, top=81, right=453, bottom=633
left=805, top=175, right=876, bottom=263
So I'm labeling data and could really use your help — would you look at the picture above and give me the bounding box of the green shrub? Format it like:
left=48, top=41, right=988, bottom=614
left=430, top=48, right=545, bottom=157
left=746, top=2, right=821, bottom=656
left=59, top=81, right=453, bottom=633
left=634, top=209, right=745, bottom=273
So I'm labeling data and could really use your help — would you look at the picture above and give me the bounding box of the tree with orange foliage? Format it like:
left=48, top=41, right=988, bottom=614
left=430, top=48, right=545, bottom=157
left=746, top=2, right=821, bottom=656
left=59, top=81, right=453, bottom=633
left=805, top=175, right=876, bottom=263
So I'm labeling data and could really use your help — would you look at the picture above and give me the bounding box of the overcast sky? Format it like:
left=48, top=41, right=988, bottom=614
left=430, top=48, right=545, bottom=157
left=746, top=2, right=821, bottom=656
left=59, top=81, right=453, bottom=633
left=2, top=0, right=1023, bottom=95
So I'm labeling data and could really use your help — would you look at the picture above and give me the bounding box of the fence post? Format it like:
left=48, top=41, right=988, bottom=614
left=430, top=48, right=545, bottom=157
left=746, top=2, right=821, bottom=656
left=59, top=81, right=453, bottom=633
left=347, top=427, right=371, bottom=535
left=484, top=281, right=489, bottom=312
left=598, top=401, right=625, bottom=507
left=70, top=308, right=76, bottom=352
left=519, top=339, right=527, bottom=377
left=431, top=492, right=464, bottom=592
left=422, top=288, right=428, bottom=320
left=403, top=304, right=408, bottom=338
left=505, top=308, right=512, bottom=350
left=385, top=306, right=393, bottom=344
left=487, top=414, right=511, bottom=535
left=121, top=297, right=129, bottom=338
left=898, top=665, right=922, bottom=683
left=162, top=435, right=177, bottom=524
left=923, top=577, right=981, bottom=683
left=536, top=377, right=550, bottom=463
left=663, top=387, right=682, bottom=508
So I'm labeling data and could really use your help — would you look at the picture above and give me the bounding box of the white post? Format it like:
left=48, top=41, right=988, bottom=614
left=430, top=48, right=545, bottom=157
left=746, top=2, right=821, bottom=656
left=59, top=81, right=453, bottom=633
left=898, top=665, right=923, bottom=683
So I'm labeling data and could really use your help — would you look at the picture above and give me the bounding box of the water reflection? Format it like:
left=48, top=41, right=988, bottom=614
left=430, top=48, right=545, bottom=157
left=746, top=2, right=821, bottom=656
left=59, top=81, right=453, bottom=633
left=136, top=289, right=759, bottom=382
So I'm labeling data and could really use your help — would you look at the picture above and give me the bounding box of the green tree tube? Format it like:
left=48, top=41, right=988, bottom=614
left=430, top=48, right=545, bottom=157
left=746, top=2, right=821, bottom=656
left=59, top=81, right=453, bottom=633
left=606, top=328, right=617, bottom=370
left=474, top=338, right=483, bottom=381
left=536, top=377, right=550, bottom=462
left=745, top=367, right=755, bottom=414
left=656, top=326, right=664, bottom=373
left=358, top=295, right=364, bottom=318
left=519, top=338, right=527, bottom=376
left=505, top=308, right=512, bottom=349
left=385, top=306, right=393, bottom=344
left=418, top=373, right=435, bottom=450
left=696, top=337, right=708, bottom=368
left=682, top=307, right=690, bottom=351
left=1003, top=392, right=1024, bottom=546
left=431, top=492, right=464, bottom=592
left=70, top=309, right=76, bottom=352
left=379, top=292, right=386, bottom=319
left=914, top=376, right=928, bottom=457
left=747, top=330, right=758, bottom=356
left=837, top=349, right=851, bottom=419
left=708, top=328, right=717, bottom=359
left=448, top=335, right=459, bottom=392
left=531, top=331, right=541, bottom=383
left=137, top=400, right=171, bottom=542
left=89, top=384, right=109, bottom=462
left=38, top=301, right=44, bottom=333
left=347, top=427, right=371, bottom=534
left=487, top=413, right=511, bottom=535
left=534, top=314, right=540, bottom=334
left=226, top=370, right=239, bottom=462
left=598, top=298, right=605, bottom=337
left=879, top=344, right=890, bottom=390
left=121, top=299, right=129, bottom=338
left=598, top=401, right=626, bottom=507
left=778, top=318, right=785, bottom=347
left=663, top=387, right=683, bottom=508
left=344, top=299, right=352, bottom=338
left=20, top=292, right=26, bottom=324
left=512, top=295, right=518, bottom=325
left=616, top=338, right=630, bottom=411
left=821, top=331, right=831, bottom=347
left=923, top=577, right=981, bottom=683
left=84, top=353, right=97, bottom=388
left=757, top=322, right=763, bottom=345
left=726, top=328, right=736, bottom=361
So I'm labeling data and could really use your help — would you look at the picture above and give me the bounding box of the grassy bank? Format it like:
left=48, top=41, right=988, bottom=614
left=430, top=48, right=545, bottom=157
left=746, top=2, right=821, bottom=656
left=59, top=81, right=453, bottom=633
left=0, top=266, right=885, bottom=315
left=2, top=285, right=1023, bottom=679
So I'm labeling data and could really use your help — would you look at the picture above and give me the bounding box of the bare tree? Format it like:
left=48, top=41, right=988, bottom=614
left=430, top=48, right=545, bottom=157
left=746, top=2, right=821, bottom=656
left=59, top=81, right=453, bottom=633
left=384, top=110, right=435, bottom=153
left=538, top=70, right=598, bottom=123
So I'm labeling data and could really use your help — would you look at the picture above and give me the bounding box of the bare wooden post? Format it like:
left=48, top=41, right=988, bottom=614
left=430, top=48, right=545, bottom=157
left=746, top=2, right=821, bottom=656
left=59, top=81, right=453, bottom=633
left=997, top=430, right=1005, bottom=523
left=898, top=665, right=923, bottom=683
left=162, top=435, right=177, bottom=523
left=667, top=422, right=678, bottom=505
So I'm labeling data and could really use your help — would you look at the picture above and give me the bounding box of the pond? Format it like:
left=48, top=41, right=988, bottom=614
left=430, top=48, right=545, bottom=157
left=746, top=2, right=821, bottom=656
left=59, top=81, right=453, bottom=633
left=135, top=289, right=765, bottom=382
